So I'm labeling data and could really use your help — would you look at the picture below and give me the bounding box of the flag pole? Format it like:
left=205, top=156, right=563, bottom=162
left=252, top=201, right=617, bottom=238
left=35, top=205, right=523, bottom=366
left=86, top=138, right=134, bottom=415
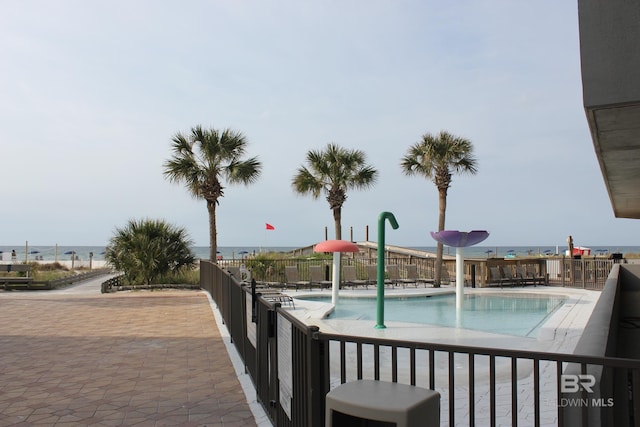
left=264, top=223, right=275, bottom=253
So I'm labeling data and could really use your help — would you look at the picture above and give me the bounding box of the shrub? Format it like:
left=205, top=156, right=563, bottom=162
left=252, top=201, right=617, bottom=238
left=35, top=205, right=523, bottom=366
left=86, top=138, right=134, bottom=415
left=105, top=218, right=196, bottom=286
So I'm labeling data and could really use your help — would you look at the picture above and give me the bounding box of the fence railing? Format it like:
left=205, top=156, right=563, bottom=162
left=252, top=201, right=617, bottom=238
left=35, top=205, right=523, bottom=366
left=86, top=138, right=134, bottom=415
left=546, top=257, right=616, bottom=290
left=100, top=274, right=125, bottom=293
left=216, top=255, right=614, bottom=290
left=1, top=268, right=113, bottom=291
left=47, top=268, right=113, bottom=289
left=218, top=256, right=438, bottom=286
left=201, top=260, right=640, bottom=427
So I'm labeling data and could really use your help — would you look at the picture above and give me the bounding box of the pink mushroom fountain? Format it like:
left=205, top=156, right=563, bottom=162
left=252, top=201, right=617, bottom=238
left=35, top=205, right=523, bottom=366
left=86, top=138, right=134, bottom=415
left=314, top=240, right=360, bottom=305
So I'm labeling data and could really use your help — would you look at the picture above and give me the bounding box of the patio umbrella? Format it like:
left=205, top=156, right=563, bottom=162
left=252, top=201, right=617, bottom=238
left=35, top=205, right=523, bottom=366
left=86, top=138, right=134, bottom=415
left=314, top=240, right=360, bottom=305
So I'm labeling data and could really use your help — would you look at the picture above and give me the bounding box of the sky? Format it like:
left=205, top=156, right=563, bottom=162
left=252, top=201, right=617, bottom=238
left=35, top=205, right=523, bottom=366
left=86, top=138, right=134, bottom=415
left=1, top=0, right=638, bottom=249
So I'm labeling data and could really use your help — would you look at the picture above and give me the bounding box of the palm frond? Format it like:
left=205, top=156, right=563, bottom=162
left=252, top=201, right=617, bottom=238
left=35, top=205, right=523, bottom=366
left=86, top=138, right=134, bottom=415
left=292, top=166, right=324, bottom=199
left=226, top=156, right=262, bottom=185
left=292, top=142, right=378, bottom=210
left=401, top=130, right=478, bottom=181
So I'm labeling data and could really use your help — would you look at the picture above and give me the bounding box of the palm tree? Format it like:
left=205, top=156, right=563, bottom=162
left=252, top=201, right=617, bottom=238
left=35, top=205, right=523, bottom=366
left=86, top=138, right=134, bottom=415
left=292, top=143, right=378, bottom=240
left=163, top=126, right=262, bottom=261
left=105, top=218, right=196, bottom=286
left=400, top=131, right=478, bottom=286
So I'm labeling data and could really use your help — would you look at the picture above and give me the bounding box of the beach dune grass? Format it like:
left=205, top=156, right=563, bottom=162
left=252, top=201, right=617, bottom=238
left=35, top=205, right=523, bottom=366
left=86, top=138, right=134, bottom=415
left=157, top=267, right=200, bottom=285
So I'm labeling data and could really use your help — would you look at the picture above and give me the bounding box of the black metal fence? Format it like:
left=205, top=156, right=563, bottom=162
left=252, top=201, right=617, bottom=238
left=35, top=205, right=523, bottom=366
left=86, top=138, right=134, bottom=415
left=201, top=260, right=640, bottom=427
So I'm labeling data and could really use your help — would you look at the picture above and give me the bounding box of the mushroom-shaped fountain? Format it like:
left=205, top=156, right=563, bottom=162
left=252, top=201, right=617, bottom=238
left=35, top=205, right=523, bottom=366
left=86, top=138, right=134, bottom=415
left=430, top=230, right=489, bottom=309
left=314, top=240, right=360, bottom=305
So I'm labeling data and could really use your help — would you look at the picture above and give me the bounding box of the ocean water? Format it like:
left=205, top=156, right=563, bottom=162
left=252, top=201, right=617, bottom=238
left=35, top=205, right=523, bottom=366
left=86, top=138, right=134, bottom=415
left=0, top=245, right=297, bottom=262
left=1, top=244, right=637, bottom=263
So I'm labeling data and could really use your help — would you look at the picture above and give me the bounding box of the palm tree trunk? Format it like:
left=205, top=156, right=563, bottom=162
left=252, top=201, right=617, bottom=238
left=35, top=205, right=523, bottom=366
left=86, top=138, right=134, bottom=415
left=207, top=200, right=217, bottom=262
left=435, top=243, right=444, bottom=287
left=333, top=207, right=342, bottom=240
left=434, top=189, right=448, bottom=287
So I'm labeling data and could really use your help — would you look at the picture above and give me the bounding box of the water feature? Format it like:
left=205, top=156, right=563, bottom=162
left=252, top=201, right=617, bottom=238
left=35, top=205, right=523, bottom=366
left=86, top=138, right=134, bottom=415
left=430, top=230, right=490, bottom=309
left=295, top=293, right=567, bottom=337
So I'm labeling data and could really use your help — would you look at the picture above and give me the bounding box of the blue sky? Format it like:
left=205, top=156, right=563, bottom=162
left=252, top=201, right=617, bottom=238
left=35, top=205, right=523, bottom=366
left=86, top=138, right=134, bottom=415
left=1, top=1, right=638, bottom=249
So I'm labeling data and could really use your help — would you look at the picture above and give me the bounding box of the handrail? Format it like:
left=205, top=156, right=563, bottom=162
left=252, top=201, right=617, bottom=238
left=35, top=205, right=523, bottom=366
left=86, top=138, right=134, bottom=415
left=48, top=268, right=112, bottom=286
left=100, top=273, right=125, bottom=293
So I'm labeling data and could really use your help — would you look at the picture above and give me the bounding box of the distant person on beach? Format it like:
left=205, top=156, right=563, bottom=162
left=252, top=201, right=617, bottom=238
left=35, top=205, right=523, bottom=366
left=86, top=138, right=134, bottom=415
left=11, top=250, right=16, bottom=261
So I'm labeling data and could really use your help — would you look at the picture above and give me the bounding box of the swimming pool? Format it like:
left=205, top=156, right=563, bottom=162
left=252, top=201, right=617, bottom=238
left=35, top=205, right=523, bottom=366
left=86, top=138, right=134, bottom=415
left=296, top=293, right=566, bottom=337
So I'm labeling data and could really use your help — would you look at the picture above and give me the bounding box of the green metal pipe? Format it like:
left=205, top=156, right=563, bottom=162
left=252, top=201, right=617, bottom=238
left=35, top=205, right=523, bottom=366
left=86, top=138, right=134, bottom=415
left=375, top=211, right=399, bottom=329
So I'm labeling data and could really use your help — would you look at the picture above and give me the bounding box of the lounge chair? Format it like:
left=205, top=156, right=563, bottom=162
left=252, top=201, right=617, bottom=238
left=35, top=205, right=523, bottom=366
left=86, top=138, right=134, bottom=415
left=489, top=266, right=509, bottom=287
left=309, top=265, right=332, bottom=290
left=515, top=266, right=536, bottom=286
left=440, top=266, right=453, bottom=286
left=284, top=266, right=310, bottom=291
left=387, top=264, right=415, bottom=288
left=403, top=264, right=433, bottom=287
left=366, top=264, right=393, bottom=288
left=502, top=266, right=521, bottom=287
left=525, top=266, right=545, bottom=286
left=342, top=265, right=369, bottom=289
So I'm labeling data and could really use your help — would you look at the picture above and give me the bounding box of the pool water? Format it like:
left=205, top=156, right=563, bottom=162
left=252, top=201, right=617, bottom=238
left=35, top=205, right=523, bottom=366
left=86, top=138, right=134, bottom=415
left=298, top=293, right=566, bottom=337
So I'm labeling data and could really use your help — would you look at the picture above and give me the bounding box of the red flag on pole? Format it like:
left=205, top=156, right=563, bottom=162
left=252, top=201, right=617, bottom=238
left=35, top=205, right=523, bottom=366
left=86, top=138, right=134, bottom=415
left=265, top=223, right=275, bottom=230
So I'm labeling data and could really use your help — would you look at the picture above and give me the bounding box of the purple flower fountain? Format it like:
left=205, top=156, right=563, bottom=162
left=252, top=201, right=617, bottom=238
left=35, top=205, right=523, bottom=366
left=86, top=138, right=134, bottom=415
left=431, top=230, right=489, bottom=309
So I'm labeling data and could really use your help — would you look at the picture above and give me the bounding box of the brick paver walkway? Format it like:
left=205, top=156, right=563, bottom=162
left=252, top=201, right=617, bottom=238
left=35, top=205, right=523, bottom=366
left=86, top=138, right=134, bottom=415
left=0, top=278, right=257, bottom=426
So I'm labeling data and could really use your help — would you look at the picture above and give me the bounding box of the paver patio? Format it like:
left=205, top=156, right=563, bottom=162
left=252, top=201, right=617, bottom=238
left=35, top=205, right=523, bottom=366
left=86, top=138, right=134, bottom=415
left=0, top=278, right=257, bottom=426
